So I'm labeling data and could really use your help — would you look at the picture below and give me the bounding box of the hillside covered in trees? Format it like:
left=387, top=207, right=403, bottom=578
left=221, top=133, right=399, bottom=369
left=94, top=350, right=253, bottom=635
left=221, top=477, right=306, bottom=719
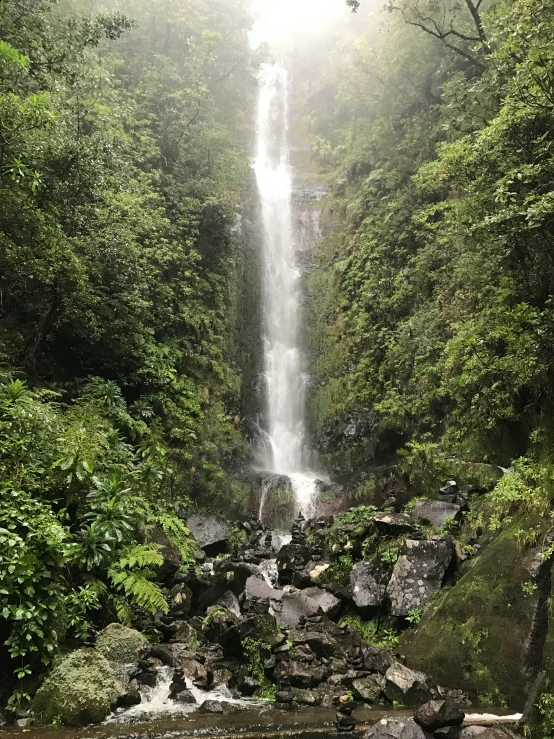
left=3, top=0, right=554, bottom=732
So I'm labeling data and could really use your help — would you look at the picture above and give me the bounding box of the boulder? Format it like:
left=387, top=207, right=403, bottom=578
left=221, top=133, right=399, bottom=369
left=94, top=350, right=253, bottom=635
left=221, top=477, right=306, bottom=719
left=401, top=516, right=554, bottom=710
left=186, top=514, right=230, bottom=554
left=384, top=662, right=433, bottom=706
left=170, top=620, right=204, bottom=646
left=140, top=524, right=182, bottom=579
left=352, top=675, right=385, bottom=702
left=199, top=699, right=240, bottom=713
left=169, top=582, right=193, bottom=616
left=31, top=649, right=117, bottom=726
left=96, top=623, right=147, bottom=680
left=410, top=501, right=461, bottom=528
left=172, top=688, right=197, bottom=704
left=302, top=586, right=342, bottom=618
left=362, top=646, right=394, bottom=675
left=224, top=614, right=283, bottom=655
left=271, top=590, right=320, bottom=629
left=274, top=660, right=327, bottom=688
left=277, top=543, right=312, bottom=584
left=373, top=513, right=416, bottom=537
left=350, top=561, right=388, bottom=609
left=181, top=659, right=209, bottom=688
left=114, top=682, right=141, bottom=709
left=215, top=589, right=242, bottom=618
left=388, top=539, right=453, bottom=616
left=275, top=687, right=321, bottom=705
left=414, top=700, right=465, bottom=731
left=290, top=630, right=340, bottom=659
left=364, top=717, right=432, bottom=739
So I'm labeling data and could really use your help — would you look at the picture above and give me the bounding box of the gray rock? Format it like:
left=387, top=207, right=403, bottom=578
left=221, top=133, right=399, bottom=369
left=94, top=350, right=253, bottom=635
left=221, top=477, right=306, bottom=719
left=290, top=630, right=340, bottom=658
left=214, top=590, right=242, bottom=618
left=362, top=646, right=394, bottom=675
left=199, top=699, right=240, bottom=713
left=458, top=729, right=489, bottom=739
left=274, top=660, right=327, bottom=688
left=410, top=501, right=461, bottom=528
left=172, top=688, right=197, bottom=704
left=388, top=539, right=453, bottom=616
left=384, top=662, right=433, bottom=706
left=186, top=514, right=230, bottom=551
left=350, top=561, right=388, bottom=608
left=271, top=590, right=320, bottom=629
left=364, top=717, right=432, bottom=739
left=352, top=675, right=385, bottom=702
left=180, top=659, right=209, bottom=688
left=373, top=513, right=416, bottom=536
left=434, top=727, right=462, bottom=739
left=302, top=586, right=342, bottom=617
left=414, top=700, right=465, bottom=731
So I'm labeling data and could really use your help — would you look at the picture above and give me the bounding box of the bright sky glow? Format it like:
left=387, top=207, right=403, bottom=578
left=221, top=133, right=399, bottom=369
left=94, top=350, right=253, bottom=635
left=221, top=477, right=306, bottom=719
left=250, top=0, right=348, bottom=48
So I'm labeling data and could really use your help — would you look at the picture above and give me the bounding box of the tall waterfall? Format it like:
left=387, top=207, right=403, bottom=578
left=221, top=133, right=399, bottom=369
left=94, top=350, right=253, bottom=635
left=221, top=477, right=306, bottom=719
left=254, top=63, right=317, bottom=519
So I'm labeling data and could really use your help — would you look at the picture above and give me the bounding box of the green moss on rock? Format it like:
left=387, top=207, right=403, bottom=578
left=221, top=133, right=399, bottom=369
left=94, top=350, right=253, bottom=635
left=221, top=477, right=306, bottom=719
left=400, top=514, right=551, bottom=709
left=31, top=649, right=117, bottom=725
left=97, top=623, right=147, bottom=671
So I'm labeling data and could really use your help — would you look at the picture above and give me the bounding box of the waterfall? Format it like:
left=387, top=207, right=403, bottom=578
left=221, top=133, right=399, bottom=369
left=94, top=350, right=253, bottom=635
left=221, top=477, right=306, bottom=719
left=254, top=63, right=317, bottom=519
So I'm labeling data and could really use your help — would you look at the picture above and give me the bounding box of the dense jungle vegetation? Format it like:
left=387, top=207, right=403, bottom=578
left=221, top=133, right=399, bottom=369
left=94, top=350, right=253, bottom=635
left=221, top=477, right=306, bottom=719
left=0, top=0, right=260, bottom=707
left=307, top=0, right=554, bottom=478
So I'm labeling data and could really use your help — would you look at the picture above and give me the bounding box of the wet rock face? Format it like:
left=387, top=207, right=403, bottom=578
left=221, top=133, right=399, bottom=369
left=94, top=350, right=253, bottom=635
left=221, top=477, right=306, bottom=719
left=364, top=717, right=433, bottom=739
left=350, top=561, right=388, bottom=609
left=352, top=675, right=385, bottom=702
left=270, top=589, right=320, bottom=629
left=186, top=514, right=230, bottom=555
left=409, top=501, right=461, bottom=528
left=301, top=586, right=341, bottom=618
left=414, top=700, right=465, bottom=731
left=384, top=662, right=433, bottom=706
left=388, top=539, right=453, bottom=616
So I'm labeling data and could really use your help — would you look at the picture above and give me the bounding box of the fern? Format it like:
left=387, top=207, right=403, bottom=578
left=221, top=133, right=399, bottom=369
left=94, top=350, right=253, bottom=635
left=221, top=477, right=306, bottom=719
left=108, top=544, right=168, bottom=616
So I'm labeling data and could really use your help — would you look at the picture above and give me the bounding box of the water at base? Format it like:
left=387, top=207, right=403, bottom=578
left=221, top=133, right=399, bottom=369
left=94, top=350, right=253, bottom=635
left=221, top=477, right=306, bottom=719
left=106, top=667, right=261, bottom=724
left=254, top=63, right=318, bottom=520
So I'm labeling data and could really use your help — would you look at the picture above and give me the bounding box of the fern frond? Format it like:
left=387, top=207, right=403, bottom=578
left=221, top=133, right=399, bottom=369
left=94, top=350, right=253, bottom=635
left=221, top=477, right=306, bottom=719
left=116, top=543, right=163, bottom=569
left=109, top=570, right=168, bottom=614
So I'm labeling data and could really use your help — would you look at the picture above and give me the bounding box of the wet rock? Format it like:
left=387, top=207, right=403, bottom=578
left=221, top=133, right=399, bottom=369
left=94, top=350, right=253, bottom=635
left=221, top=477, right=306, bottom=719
left=352, top=675, right=385, bottom=702
left=172, top=688, right=196, bottom=704
left=277, top=543, right=312, bottom=584
left=224, top=614, right=283, bottom=655
left=362, top=646, right=394, bottom=675
left=181, top=658, right=209, bottom=688
left=271, top=590, right=320, bottom=629
left=302, top=586, right=342, bottom=618
left=215, top=589, right=242, bottom=618
left=203, top=605, right=239, bottom=642
left=414, top=700, right=465, bottom=731
left=350, top=561, right=388, bottom=608
left=235, top=669, right=259, bottom=696
left=290, top=629, right=340, bottom=659
left=384, top=662, right=433, bottom=706
left=187, top=514, right=230, bottom=555
left=364, top=717, right=433, bottom=739
left=373, top=513, right=416, bottom=537
left=212, top=668, right=233, bottom=688
left=169, top=582, right=193, bottom=616
left=170, top=620, right=204, bottom=646
left=388, top=539, right=453, bottom=616
left=276, top=687, right=321, bottom=705
left=434, top=727, right=462, bottom=739
left=199, top=699, right=240, bottom=713
left=458, top=728, right=488, bottom=739
left=135, top=671, right=157, bottom=687
left=245, top=574, right=283, bottom=605
left=115, top=683, right=142, bottom=708
left=139, top=524, right=182, bottom=579
left=274, top=660, right=327, bottom=688
left=409, top=501, right=461, bottom=528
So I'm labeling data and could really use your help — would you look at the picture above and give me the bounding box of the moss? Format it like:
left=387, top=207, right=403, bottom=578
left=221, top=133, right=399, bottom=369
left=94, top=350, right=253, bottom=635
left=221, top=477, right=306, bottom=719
left=401, top=513, right=549, bottom=709
left=31, top=649, right=117, bottom=726
left=96, top=623, right=147, bottom=677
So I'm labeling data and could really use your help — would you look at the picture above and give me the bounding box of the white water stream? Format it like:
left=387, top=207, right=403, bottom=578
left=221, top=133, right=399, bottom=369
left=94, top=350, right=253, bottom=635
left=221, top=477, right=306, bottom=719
left=254, top=63, right=318, bottom=520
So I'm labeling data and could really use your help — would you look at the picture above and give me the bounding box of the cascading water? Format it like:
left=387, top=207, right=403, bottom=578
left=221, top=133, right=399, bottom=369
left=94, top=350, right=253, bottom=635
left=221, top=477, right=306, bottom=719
left=254, top=63, right=318, bottom=520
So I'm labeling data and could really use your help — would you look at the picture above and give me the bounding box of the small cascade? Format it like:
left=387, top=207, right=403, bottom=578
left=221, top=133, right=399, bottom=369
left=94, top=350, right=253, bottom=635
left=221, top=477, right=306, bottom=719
left=107, top=666, right=261, bottom=724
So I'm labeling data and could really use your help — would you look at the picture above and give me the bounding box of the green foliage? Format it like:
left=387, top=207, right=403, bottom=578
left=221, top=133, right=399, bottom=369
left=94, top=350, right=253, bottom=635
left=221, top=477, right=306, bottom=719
left=538, top=693, right=554, bottom=739
left=335, top=505, right=379, bottom=525
left=241, top=637, right=276, bottom=701
left=108, top=545, right=168, bottom=615
left=340, top=614, right=400, bottom=649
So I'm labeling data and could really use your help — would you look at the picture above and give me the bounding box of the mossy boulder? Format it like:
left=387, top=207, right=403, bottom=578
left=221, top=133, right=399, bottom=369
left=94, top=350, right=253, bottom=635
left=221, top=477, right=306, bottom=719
left=96, top=623, right=147, bottom=679
left=400, top=515, right=554, bottom=709
left=31, top=649, right=117, bottom=725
